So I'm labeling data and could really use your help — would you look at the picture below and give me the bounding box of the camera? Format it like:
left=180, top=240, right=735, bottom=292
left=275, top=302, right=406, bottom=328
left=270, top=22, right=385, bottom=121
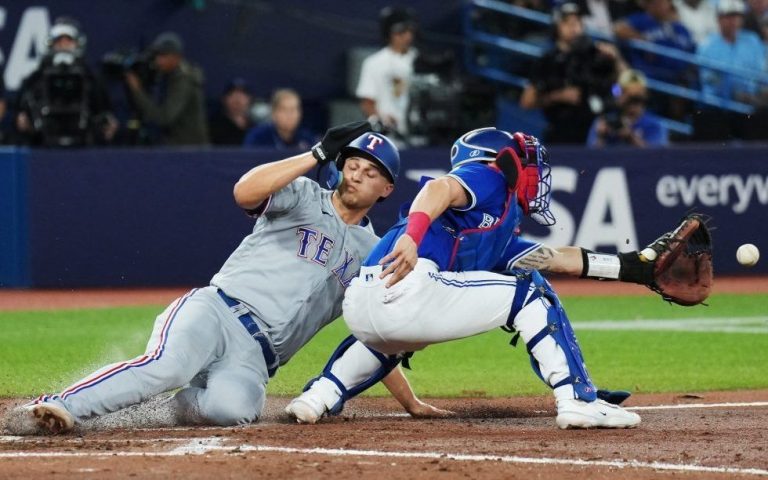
left=101, top=48, right=155, bottom=85
left=567, top=35, right=617, bottom=113
left=20, top=51, right=92, bottom=147
left=407, top=51, right=462, bottom=145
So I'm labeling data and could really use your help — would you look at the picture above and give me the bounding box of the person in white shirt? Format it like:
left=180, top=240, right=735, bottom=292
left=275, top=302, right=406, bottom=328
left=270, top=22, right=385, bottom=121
left=356, top=7, right=417, bottom=136
left=673, top=0, right=719, bottom=45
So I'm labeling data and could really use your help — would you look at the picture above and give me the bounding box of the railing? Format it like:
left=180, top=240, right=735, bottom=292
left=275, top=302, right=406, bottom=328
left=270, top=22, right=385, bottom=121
left=464, top=0, right=766, bottom=135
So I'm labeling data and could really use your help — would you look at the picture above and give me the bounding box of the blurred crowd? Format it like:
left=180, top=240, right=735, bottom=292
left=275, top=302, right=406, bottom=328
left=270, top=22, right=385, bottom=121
left=513, top=0, right=768, bottom=144
left=0, top=1, right=766, bottom=150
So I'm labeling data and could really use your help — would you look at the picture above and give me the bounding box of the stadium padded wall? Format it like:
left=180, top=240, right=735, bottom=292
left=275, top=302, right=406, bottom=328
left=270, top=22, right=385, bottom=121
left=0, top=148, right=30, bottom=287
left=0, top=146, right=766, bottom=287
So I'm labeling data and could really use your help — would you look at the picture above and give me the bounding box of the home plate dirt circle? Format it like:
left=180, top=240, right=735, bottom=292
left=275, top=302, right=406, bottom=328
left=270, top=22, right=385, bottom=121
left=2, top=390, right=767, bottom=479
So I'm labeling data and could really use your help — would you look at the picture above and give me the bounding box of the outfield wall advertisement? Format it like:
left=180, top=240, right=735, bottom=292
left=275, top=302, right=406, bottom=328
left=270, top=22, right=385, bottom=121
left=0, top=146, right=765, bottom=287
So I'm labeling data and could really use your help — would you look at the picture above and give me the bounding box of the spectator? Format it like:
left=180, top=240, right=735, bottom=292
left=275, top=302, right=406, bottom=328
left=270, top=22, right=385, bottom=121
left=574, top=0, right=643, bottom=38
left=520, top=3, right=626, bottom=144
left=614, top=0, right=696, bottom=83
left=587, top=69, right=669, bottom=147
left=242, top=89, right=315, bottom=149
left=210, top=78, right=253, bottom=145
left=673, top=0, right=719, bottom=45
left=744, top=0, right=768, bottom=40
left=356, top=6, right=417, bottom=137
left=125, top=32, right=209, bottom=145
left=698, top=0, right=767, bottom=104
left=576, top=0, right=615, bottom=37
left=14, top=16, right=117, bottom=147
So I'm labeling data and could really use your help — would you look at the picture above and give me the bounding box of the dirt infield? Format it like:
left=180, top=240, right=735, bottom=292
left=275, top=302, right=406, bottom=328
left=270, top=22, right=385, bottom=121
left=1, top=281, right=766, bottom=478
left=1, top=391, right=767, bottom=479
left=1, top=276, right=766, bottom=311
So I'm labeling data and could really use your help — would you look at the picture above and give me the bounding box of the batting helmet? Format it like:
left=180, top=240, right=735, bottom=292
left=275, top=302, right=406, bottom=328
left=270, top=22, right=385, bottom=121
left=450, top=127, right=519, bottom=169
left=339, top=132, right=400, bottom=184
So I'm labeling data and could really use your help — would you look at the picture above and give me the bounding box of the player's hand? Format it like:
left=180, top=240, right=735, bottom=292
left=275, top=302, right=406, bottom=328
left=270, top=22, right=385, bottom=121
left=311, top=121, right=372, bottom=165
left=379, top=234, right=419, bottom=288
left=405, top=399, right=455, bottom=419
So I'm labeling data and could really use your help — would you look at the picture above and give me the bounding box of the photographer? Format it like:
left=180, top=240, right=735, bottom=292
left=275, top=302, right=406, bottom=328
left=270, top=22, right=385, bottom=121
left=14, top=16, right=117, bottom=147
left=125, top=32, right=209, bottom=145
left=520, top=3, right=626, bottom=144
left=587, top=69, right=668, bottom=147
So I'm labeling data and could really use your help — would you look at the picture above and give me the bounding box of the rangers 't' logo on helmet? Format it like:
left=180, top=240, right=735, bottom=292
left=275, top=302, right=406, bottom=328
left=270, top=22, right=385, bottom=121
left=365, top=135, right=384, bottom=150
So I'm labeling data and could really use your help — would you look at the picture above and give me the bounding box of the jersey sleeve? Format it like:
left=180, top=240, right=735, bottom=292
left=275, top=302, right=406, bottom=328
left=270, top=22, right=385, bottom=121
left=446, top=163, right=506, bottom=212
left=493, top=236, right=542, bottom=272
left=245, top=177, right=317, bottom=218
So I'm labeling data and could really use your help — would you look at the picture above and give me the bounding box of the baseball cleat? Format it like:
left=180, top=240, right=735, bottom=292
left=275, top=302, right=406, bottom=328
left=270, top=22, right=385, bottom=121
left=555, top=398, right=640, bottom=429
left=28, top=402, right=75, bottom=434
left=284, top=395, right=326, bottom=424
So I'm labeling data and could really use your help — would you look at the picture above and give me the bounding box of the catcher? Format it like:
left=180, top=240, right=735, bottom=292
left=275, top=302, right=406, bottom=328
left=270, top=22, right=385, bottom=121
left=287, top=127, right=713, bottom=428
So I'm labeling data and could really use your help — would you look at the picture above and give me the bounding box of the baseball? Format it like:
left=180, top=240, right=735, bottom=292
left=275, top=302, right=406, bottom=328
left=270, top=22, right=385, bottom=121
left=736, top=243, right=760, bottom=267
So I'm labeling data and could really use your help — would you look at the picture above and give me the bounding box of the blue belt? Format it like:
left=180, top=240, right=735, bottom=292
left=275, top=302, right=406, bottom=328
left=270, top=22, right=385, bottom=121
left=217, top=289, right=279, bottom=377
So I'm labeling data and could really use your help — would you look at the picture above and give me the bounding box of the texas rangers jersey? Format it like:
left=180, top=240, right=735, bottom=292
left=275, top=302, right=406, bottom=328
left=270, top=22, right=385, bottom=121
left=211, top=177, right=378, bottom=363
left=364, top=162, right=538, bottom=272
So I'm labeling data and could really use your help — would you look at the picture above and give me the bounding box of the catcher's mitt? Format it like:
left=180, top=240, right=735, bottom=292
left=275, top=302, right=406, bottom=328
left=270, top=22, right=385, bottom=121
left=641, top=214, right=713, bottom=306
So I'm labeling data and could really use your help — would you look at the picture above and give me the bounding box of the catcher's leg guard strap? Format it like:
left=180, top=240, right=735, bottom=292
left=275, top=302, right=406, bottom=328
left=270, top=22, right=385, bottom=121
left=504, top=273, right=540, bottom=329
left=304, top=335, right=400, bottom=415
left=514, top=273, right=597, bottom=402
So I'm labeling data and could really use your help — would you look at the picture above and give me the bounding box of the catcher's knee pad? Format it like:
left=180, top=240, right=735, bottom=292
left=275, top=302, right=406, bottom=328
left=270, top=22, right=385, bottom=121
left=508, top=271, right=597, bottom=402
left=303, top=335, right=401, bottom=415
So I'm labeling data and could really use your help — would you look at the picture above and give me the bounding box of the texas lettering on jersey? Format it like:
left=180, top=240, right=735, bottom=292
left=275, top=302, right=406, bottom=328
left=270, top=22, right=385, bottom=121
left=296, top=226, right=360, bottom=287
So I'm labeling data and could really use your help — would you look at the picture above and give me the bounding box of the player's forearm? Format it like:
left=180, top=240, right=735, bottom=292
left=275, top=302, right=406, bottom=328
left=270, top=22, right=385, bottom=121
left=513, top=245, right=650, bottom=282
left=409, top=177, right=466, bottom=221
left=381, top=367, right=421, bottom=411
left=233, top=152, right=317, bottom=209
left=513, top=245, right=584, bottom=275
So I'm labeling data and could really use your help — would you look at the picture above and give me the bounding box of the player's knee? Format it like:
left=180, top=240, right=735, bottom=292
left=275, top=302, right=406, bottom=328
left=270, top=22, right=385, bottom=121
left=198, top=388, right=265, bottom=426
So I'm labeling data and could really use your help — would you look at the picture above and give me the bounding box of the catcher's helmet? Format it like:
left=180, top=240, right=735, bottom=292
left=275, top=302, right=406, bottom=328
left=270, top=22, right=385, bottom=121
left=449, top=127, right=519, bottom=169
left=450, top=127, right=556, bottom=226
left=339, top=132, right=400, bottom=184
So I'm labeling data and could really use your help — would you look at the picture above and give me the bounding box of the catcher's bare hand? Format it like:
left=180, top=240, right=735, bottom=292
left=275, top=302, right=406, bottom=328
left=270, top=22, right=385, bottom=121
left=379, top=234, right=418, bottom=288
left=406, top=399, right=455, bottom=419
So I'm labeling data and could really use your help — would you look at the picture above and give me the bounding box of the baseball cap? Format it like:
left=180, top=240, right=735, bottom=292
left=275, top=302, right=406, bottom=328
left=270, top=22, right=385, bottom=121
left=150, top=31, right=184, bottom=55
left=716, top=0, right=746, bottom=15
left=50, top=23, right=79, bottom=41
left=553, top=2, right=581, bottom=23
left=223, top=77, right=251, bottom=96
left=380, top=6, right=417, bottom=37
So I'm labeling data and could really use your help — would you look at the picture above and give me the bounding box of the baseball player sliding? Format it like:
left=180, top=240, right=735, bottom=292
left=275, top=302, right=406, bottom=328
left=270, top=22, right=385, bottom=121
left=9, top=121, right=448, bottom=435
left=287, top=127, right=653, bottom=429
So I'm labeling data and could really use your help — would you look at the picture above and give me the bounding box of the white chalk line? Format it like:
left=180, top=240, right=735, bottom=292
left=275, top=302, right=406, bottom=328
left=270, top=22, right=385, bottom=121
left=1, top=438, right=767, bottom=477
left=626, top=401, right=768, bottom=411
left=575, top=316, right=768, bottom=334
left=169, top=436, right=222, bottom=454
left=376, top=401, right=768, bottom=416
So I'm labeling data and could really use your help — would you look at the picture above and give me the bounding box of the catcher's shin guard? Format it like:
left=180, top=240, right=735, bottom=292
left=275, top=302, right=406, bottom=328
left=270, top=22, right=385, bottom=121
left=302, top=335, right=401, bottom=415
left=508, top=272, right=597, bottom=402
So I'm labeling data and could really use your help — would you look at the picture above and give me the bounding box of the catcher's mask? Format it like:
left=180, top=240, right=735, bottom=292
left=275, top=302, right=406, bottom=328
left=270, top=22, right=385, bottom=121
left=513, top=132, right=555, bottom=226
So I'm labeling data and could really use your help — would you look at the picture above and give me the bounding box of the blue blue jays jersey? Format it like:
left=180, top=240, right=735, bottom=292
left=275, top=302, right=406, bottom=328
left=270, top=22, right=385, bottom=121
left=364, top=163, right=540, bottom=272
